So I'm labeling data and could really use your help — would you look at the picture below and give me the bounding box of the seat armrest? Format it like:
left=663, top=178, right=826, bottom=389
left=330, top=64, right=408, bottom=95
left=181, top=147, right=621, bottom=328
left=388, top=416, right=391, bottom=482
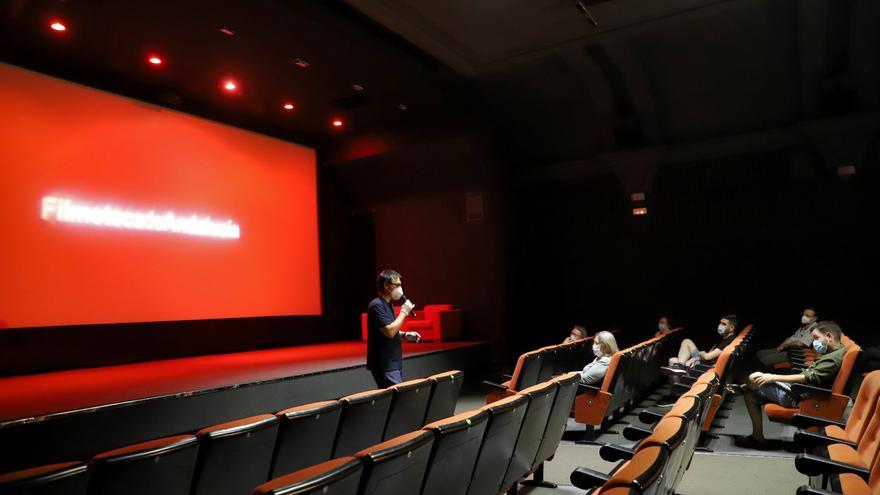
left=793, top=430, right=857, bottom=449
left=638, top=408, right=665, bottom=425
left=691, top=363, right=713, bottom=373
left=791, top=383, right=833, bottom=399
left=623, top=425, right=653, bottom=441
left=672, top=382, right=692, bottom=396
left=791, top=366, right=805, bottom=373
left=794, top=453, right=871, bottom=480
left=600, top=443, right=635, bottom=462
left=500, top=374, right=512, bottom=380
left=571, top=467, right=611, bottom=489
left=791, top=413, right=847, bottom=430
left=481, top=380, right=509, bottom=392
left=796, top=486, right=837, bottom=495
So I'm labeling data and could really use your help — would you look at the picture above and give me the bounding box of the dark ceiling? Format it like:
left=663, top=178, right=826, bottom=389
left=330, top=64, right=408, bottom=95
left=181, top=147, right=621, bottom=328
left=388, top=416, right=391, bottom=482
left=0, top=0, right=469, bottom=153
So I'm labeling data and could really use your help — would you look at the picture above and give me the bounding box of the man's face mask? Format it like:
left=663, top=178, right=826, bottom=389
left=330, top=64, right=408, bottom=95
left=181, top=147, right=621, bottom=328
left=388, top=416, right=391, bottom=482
left=717, top=323, right=727, bottom=335
left=658, top=323, right=668, bottom=332
left=801, top=314, right=814, bottom=325
left=390, top=286, right=403, bottom=300
left=812, top=336, right=828, bottom=354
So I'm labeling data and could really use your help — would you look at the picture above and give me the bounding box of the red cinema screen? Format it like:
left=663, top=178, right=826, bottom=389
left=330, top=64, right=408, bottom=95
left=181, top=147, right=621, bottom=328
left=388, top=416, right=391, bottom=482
left=0, top=63, right=322, bottom=328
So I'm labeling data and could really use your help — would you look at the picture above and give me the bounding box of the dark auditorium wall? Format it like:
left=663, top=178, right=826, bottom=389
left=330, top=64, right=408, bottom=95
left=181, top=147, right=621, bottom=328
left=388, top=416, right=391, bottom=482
left=508, top=142, right=878, bottom=356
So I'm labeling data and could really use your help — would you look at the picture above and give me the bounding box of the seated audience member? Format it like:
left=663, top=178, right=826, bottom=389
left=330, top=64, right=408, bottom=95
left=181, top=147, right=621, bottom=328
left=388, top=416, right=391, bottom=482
left=754, top=307, right=818, bottom=369
left=662, top=314, right=737, bottom=375
left=732, top=321, right=846, bottom=448
left=577, top=331, right=619, bottom=385
left=563, top=325, right=588, bottom=344
left=654, top=315, right=674, bottom=337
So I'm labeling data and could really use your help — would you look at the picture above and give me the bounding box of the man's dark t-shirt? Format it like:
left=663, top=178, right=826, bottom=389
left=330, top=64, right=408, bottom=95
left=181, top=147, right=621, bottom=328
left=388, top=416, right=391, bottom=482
left=701, top=332, right=736, bottom=364
left=366, top=296, right=402, bottom=372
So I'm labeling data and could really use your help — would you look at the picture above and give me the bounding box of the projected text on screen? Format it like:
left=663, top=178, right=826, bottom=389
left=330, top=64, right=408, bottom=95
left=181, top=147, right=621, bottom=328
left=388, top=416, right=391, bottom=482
left=41, top=195, right=241, bottom=239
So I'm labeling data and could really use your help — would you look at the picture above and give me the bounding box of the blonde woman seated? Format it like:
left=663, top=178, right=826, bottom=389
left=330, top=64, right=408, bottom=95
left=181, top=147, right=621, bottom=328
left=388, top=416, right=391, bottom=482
left=578, top=330, right=619, bottom=385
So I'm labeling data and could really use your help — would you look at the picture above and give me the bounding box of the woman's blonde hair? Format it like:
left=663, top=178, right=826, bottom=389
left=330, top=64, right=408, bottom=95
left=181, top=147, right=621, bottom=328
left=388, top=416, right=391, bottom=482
left=595, top=331, right=619, bottom=356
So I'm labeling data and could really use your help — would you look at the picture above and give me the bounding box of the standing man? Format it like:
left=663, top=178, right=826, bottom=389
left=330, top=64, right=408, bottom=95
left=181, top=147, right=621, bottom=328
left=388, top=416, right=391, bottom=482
left=366, top=269, right=421, bottom=388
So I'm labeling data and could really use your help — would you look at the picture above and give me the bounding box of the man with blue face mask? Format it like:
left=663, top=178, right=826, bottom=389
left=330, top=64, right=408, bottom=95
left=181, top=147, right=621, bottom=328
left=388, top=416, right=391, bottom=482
left=731, top=321, right=846, bottom=449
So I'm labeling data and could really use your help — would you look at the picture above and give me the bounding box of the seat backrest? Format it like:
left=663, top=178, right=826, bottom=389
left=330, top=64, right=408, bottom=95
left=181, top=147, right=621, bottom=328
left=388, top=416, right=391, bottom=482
left=856, top=397, right=880, bottom=465
left=421, top=409, right=490, bottom=495
left=252, top=457, right=362, bottom=495
left=192, top=414, right=279, bottom=495
left=604, top=446, right=669, bottom=495
left=531, top=373, right=580, bottom=471
left=384, top=378, right=433, bottom=440
left=424, top=370, right=464, bottom=425
left=355, top=430, right=435, bottom=495
left=271, top=400, right=343, bottom=479
left=0, top=461, right=88, bottom=495
left=332, top=389, right=394, bottom=457
left=88, top=435, right=199, bottom=495
left=510, top=351, right=544, bottom=392
left=501, top=380, right=558, bottom=492
left=847, top=371, right=880, bottom=442
left=832, top=344, right=863, bottom=394
left=537, top=346, right=562, bottom=383
left=466, top=394, right=529, bottom=495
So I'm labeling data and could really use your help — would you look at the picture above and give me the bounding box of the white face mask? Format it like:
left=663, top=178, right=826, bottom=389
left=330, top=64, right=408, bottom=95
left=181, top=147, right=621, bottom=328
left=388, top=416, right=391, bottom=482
left=801, top=315, right=813, bottom=325
left=391, top=286, right=403, bottom=300
left=658, top=323, right=668, bottom=332
left=717, top=324, right=727, bottom=335
left=592, top=344, right=603, bottom=358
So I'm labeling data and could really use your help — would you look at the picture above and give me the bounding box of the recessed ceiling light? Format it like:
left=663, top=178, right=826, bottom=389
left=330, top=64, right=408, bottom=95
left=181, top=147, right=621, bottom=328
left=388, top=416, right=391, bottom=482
left=332, top=118, right=344, bottom=128
left=293, top=58, right=310, bottom=69
left=352, top=83, right=365, bottom=92
left=221, top=79, right=240, bottom=94
left=147, top=55, right=163, bottom=66
left=283, top=102, right=295, bottom=111
left=219, top=26, right=236, bottom=37
left=50, top=20, right=67, bottom=32
left=397, top=103, right=408, bottom=111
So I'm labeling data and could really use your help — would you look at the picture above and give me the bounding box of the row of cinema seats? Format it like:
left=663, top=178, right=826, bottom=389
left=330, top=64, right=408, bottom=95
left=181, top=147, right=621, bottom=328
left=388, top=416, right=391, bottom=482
left=484, top=329, right=684, bottom=440
left=792, top=369, right=880, bottom=495
left=0, top=370, right=464, bottom=495
left=251, top=371, right=582, bottom=495
left=570, top=370, right=721, bottom=495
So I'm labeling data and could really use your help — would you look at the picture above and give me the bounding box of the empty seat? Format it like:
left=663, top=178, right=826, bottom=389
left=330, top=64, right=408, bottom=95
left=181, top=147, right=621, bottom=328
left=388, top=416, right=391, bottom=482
left=421, top=409, right=490, bottom=495
left=536, top=345, right=562, bottom=383
left=522, top=372, right=581, bottom=489
left=466, top=394, right=529, bottom=495
left=500, top=380, right=558, bottom=493
left=333, top=389, right=394, bottom=457
left=271, top=401, right=343, bottom=478
left=793, top=371, right=880, bottom=451
left=0, top=461, right=88, bottom=495
left=384, top=378, right=433, bottom=440
left=355, top=430, right=434, bottom=495
left=88, top=434, right=199, bottom=495
left=484, top=351, right=543, bottom=404
left=571, top=445, right=669, bottom=494
left=192, top=414, right=280, bottom=495
left=252, top=457, right=362, bottom=495
left=423, top=370, right=464, bottom=425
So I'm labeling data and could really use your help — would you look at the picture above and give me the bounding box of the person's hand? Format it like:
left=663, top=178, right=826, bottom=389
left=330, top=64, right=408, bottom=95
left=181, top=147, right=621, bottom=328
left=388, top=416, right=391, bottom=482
left=685, top=357, right=698, bottom=368
left=753, top=373, right=776, bottom=387
left=403, top=331, right=421, bottom=343
left=400, top=299, right=416, bottom=317
left=698, top=351, right=709, bottom=360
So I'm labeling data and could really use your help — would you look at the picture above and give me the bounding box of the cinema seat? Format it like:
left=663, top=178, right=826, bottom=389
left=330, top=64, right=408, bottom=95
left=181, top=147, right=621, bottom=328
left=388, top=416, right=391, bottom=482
left=466, top=394, right=529, bottom=495
left=332, top=389, right=393, bottom=457
left=384, top=378, right=433, bottom=440
left=793, top=371, right=880, bottom=451
left=271, top=401, right=343, bottom=479
left=483, top=350, right=543, bottom=404
left=423, top=370, right=464, bottom=425
left=500, top=380, right=558, bottom=494
left=0, top=461, right=88, bottom=495
left=191, top=414, right=280, bottom=495
left=766, top=343, right=862, bottom=423
left=572, top=445, right=669, bottom=494
left=252, top=457, right=362, bottom=495
left=421, top=409, right=490, bottom=495
left=88, top=434, right=199, bottom=495
left=354, top=430, right=434, bottom=495
left=521, top=372, right=581, bottom=489
left=536, top=345, right=563, bottom=383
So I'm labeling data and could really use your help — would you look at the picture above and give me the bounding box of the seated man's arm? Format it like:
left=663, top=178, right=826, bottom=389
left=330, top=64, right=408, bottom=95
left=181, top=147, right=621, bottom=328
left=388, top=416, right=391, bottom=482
left=778, top=337, right=808, bottom=351
left=770, top=373, right=806, bottom=384
left=700, top=348, right=722, bottom=361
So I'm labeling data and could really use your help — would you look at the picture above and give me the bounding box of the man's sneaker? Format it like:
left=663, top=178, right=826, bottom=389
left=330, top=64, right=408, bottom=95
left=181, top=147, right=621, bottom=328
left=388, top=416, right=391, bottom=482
left=660, top=366, right=687, bottom=377
left=725, top=383, right=747, bottom=396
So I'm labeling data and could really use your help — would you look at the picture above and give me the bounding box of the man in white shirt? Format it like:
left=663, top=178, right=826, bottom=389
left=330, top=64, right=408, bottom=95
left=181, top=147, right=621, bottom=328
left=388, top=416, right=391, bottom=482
left=755, top=307, right=818, bottom=370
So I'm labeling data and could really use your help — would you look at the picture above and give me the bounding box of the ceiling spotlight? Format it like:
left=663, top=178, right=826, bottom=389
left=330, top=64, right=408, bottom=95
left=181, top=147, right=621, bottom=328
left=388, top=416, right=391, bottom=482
left=293, top=58, right=310, bottom=69
left=147, top=55, right=163, bottom=66
left=221, top=79, right=239, bottom=94
left=352, top=83, right=365, bottom=92
left=397, top=103, right=408, bottom=111
left=332, top=118, right=344, bottom=128
left=219, top=26, right=236, bottom=37
left=50, top=20, right=67, bottom=32
left=283, top=102, right=295, bottom=111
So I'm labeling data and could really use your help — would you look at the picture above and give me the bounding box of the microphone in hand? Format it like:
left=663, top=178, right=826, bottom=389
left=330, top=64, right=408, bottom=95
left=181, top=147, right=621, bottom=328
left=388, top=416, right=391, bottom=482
left=401, top=295, right=416, bottom=318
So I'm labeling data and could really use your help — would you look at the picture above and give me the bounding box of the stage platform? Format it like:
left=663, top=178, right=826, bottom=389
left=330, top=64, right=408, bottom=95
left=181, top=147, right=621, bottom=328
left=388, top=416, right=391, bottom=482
left=0, top=340, right=487, bottom=472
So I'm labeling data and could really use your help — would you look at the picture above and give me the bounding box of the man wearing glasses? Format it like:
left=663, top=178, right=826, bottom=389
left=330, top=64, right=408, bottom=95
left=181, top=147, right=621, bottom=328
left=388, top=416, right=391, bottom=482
left=366, top=269, right=420, bottom=388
